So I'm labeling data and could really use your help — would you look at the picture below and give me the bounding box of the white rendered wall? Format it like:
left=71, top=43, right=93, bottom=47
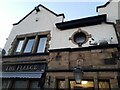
left=4, top=6, right=64, bottom=55
left=4, top=5, right=119, bottom=54
left=50, top=23, right=118, bottom=50
left=98, top=0, right=120, bottom=23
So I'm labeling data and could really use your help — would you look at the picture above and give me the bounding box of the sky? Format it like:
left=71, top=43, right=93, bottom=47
left=0, top=0, right=108, bottom=48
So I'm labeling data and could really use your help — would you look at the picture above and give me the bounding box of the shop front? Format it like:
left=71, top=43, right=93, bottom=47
left=1, top=62, right=47, bottom=90
left=45, top=68, right=119, bottom=90
left=57, top=79, right=110, bottom=90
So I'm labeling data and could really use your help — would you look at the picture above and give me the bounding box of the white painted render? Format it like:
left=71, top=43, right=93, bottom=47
left=4, top=4, right=119, bottom=55
left=0, top=48, right=2, bottom=56
left=4, top=6, right=64, bottom=55
left=98, top=0, right=120, bottom=23
left=50, top=23, right=118, bottom=50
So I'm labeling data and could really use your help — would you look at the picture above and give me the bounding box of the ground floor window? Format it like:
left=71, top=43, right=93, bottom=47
left=2, top=79, right=41, bottom=90
left=70, top=80, right=94, bottom=90
left=12, top=80, right=28, bottom=89
left=2, top=79, right=10, bottom=89
left=57, top=79, right=66, bottom=90
left=30, top=80, right=41, bottom=90
left=117, top=76, right=120, bottom=88
left=98, top=80, right=110, bottom=90
left=69, top=80, right=110, bottom=90
left=69, top=79, right=110, bottom=90
left=56, top=79, right=111, bottom=90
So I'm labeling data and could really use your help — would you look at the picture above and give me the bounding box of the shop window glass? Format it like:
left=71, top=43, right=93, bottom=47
left=99, top=81, right=110, bottom=90
left=57, top=79, right=65, bottom=89
left=37, top=37, right=47, bottom=53
left=2, top=80, right=9, bottom=89
left=30, top=81, right=41, bottom=90
left=70, top=80, right=94, bottom=89
left=24, top=38, right=35, bottom=53
left=12, top=80, right=28, bottom=89
left=117, top=76, right=120, bottom=88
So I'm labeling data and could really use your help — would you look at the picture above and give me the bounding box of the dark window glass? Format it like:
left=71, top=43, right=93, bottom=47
left=117, top=76, right=120, bottom=88
left=12, top=80, right=28, bottom=89
left=37, top=37, right=47, bottom=53
left=24, top=38, right=35, bottom=53
left=15, top=40, right=24, bottom=53
left=30, top=81, right=41, bottom=90
left=74, top=32, right=86, bottom=45
left=2, top=80, right=9, bottom=89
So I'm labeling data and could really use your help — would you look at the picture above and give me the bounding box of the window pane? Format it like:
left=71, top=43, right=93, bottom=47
left=12, top=80, right=28, bottom=89
left=74, top=32, right=86, bottom=45
left=99, top=81, right=110, bottom=90
left=16, top=40, right=24, bottom=53
left=70, top=80, right=94, bottom=89
left=30, top=81, right=41, bottom=90
left=2, top=80, right=9, bottom=89
left=57, top=80, right=65, bottom=89
left=37, top=37, right=47, bottom=53
left=24, top=38, right=35, bottom=53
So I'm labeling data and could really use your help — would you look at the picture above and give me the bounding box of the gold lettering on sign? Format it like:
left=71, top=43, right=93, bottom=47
left=16, top=65, right=38, bottom=71
left=33, top=65, right=37, bottom=70
left=5, top=64, right=38, bottom=72
left=6, top=66, right=15, bottom=71
left=16, top=65, right=22, bottom=71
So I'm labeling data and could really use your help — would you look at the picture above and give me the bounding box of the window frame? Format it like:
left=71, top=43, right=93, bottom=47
left=29, top=80, right=41, bottom=90
left=98, top=79, right=111, bottom=89
left=23, top=37, right=35, bottom=54
left=69, top=29, right=91, bottom=46
left=10, top=31, right=50, bottom=55
left=14, top=38, right=25, bottom=55
left=2, top=79, right=41, bottom=90
left=2, top=79, right=11, bottom=89
left=56, top=79, right=66, bottom=90
left=69, top=79, right=94, bottom=89
left=12, top=79, right=29, bottom=89
left=36, top=35, right=47, bottom=53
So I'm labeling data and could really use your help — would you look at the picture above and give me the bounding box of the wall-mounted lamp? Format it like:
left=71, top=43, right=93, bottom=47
left=73, top=68, right=83, bottom=84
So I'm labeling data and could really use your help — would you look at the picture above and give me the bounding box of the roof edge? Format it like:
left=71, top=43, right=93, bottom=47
left=56, top=14, right=107, bottom=30
left=38, top=4, right=65, bottom=18
left=96, top=0, right=112, bottom=12
left=13, top=4, right=65, bottom=26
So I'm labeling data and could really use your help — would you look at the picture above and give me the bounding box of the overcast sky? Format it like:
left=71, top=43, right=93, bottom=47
left=0, top=0, right=108, bottom=48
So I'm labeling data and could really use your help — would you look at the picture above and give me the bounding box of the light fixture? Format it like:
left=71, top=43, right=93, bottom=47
left=73, top=68, right=83, bottom=84
left=81, top=81, right=88, bottom=84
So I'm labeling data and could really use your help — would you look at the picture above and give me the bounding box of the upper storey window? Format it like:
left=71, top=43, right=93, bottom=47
left=15, top=39, right=24, bottom=54
left=69, top=29, right=91, bottom=47
left=24, top=38, right=35, bottom=53
left=10, top=31, right=50, bottom=55
left=37, top=36, right=47, bottom=53
left=74, top=32, right=86, bottom=46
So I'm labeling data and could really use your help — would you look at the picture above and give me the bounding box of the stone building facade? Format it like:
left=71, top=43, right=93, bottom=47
left=1, top=0, right=120, bottom=90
